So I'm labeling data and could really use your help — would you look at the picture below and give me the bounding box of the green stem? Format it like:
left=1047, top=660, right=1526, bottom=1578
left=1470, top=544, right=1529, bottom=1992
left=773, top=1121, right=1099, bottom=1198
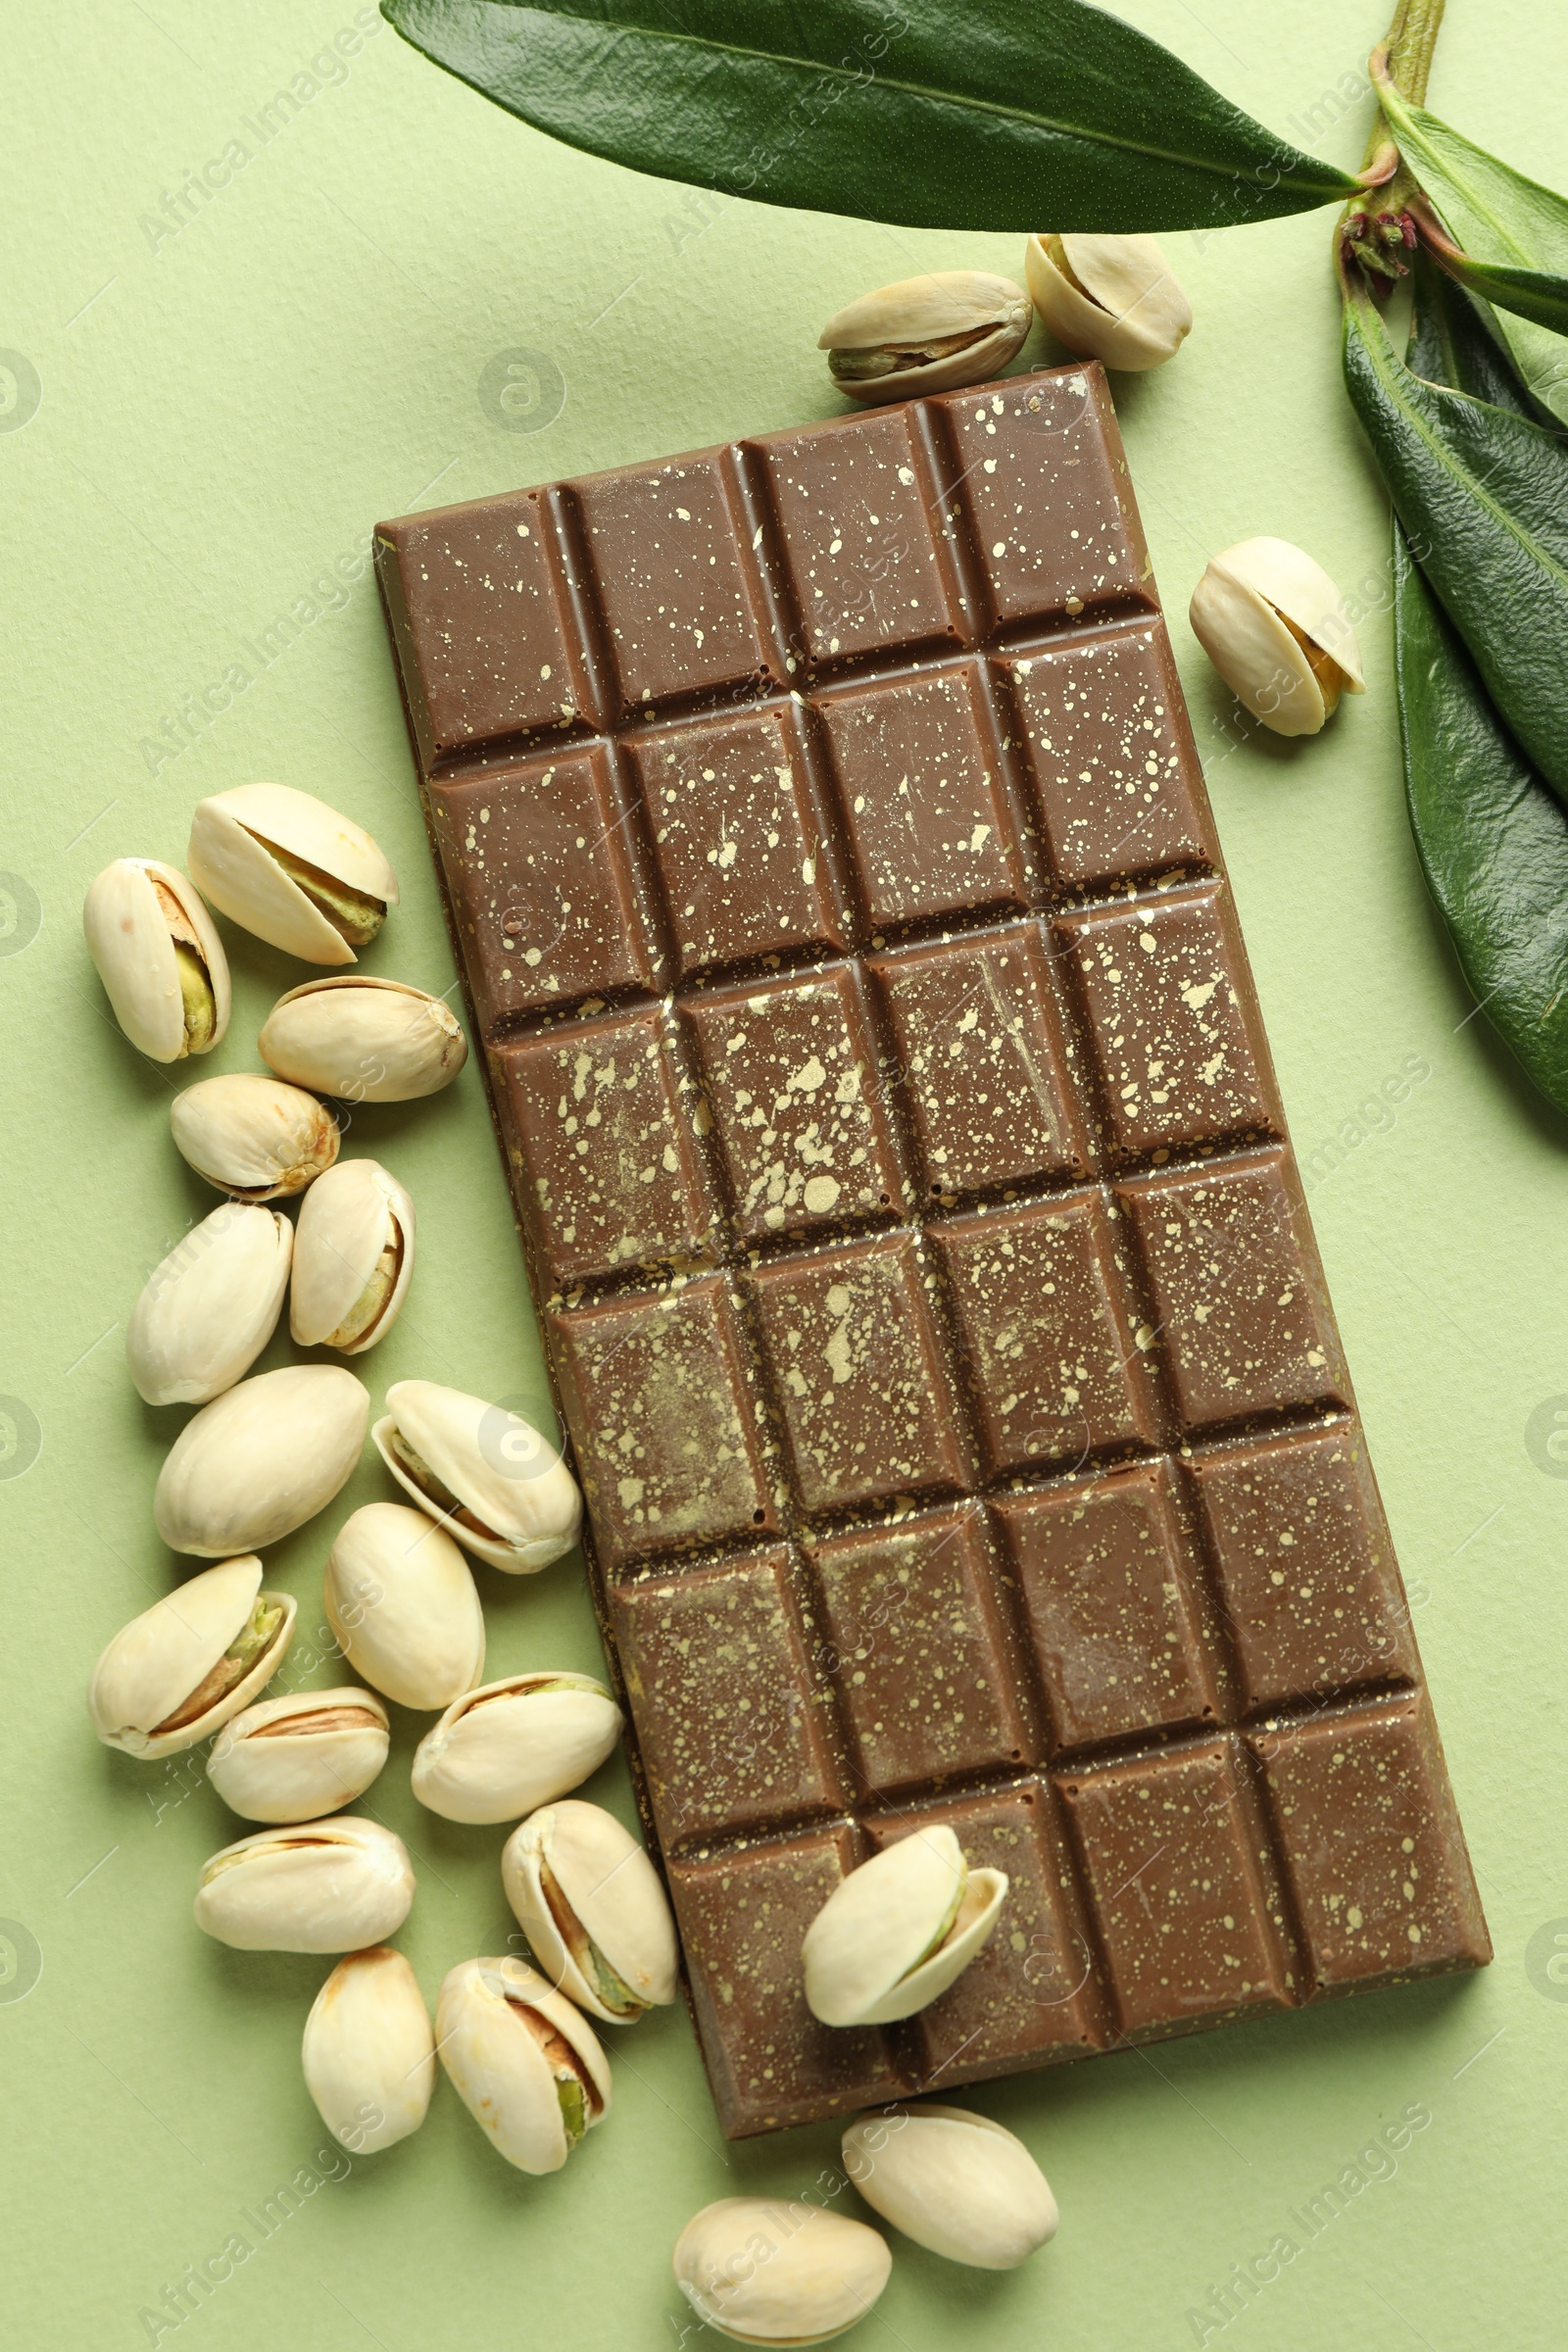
left=1342, top=0, right=1447, bottom=286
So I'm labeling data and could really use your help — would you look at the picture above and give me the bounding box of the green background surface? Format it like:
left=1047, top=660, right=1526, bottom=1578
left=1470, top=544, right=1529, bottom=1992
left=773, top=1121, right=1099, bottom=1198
left=4, top=3, right=1562, bottom=2346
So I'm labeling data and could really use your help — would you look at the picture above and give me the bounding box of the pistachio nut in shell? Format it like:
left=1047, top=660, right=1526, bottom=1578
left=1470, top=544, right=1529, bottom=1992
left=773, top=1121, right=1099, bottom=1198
left=1025, top=232, right=1192, bottom=370
left=82, top=857, right=231, bottom=1062
left=260, top=976, right=466, bottom=1104
left=841, top=2104, right=1057, bottom=2270
left=208, top=1687, right=391, bottom=1824
left=436, top=1955, right=612, bottom=2174
left=411, top=1672, right=622, bottom=1826
left=372, top=1379, right=581, bottom=1573
left=803, top=1827, right=1007, bottom=2028
left=673, top=2198, right=892, bottom=2346
left=187, top=782, right=399, bottom=965
left=502, top=1799, right=678, bottom=2025
left=126, top=1200, right=292, bottom=1407
left=303, top=1946, right=435, bottom=2154
left=88, top=1554, right=295, bottom=1760
left=820, top=270, right=1031, bottom=404
left=194, top=1816, right=415, bottom=1953
left=153, top=1364, right=368, bottom=1557
left=171, top=1072, right=340, bottom=1202
left=322, top=1502, right=484, bottom=1712
left=1189, top=535, right=1366, bottom=736
left=289, top=1160, right=415, bottom=1355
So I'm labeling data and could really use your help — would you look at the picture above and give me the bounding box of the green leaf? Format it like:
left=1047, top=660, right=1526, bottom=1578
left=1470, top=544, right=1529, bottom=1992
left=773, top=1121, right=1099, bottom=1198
left=1405, top=251, right=1544, bottom=420
left=381, top=0, right=1358, bottom=233
left=1342, top=279, right=1568, bottom=808
left=1395, top=522, right=1568, bottom=1119
left=1376, top=72, right=1568, bottom=418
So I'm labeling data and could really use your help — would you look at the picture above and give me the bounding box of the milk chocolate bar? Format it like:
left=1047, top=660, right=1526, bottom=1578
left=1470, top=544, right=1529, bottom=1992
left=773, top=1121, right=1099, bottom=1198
left=376, top=366, right=1488, bottom=2138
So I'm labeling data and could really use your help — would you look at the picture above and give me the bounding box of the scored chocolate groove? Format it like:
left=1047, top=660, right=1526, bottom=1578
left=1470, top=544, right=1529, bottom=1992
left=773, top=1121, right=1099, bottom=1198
left=376, top=364, right=1489, bottom=2139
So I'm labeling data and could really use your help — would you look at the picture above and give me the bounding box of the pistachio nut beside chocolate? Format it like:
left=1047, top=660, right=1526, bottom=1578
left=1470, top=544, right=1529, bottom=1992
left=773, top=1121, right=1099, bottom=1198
left=1189, top=535, right=1366, bottom=737
left=171, top=1072, right=340, bottom=1202
left=187, top=783, right=398, bottom=965
left=88, top=1554, right=295, bottom=1760
left=303, top=1946, right=435, bottom=2154
left=207, top=1687, right=390, bottom=1823
left=435, top=1955, right=612, bottom=2174
left=126, top=1200, right=293, bottom=1407
left=672, top=2198, right=892, bottom=2346
left=841, top=2104, right=1057, bottom=2270
left=803, top=1826, right=1007, bottom=2029
left=1025, top=232, right=1191, bottom=370
left=260, top=977, right=466, bottom=1103
left=372, top=1379, right=581, bottom=1572
left=322, top=1501, right=484, bottom=1712
left=502, top=1799, right=678, bottom=2025
left=82, top=857, right=230, bottom=1062
left=289, top=1160, right=415, bottom=1355
left=411, top=1672, right=622, bottom=1826
left=820, top=270, right=1031, bottom=404
left=194, top=1816, right=415, bottom=1953
left=154, top=1364, right=368, bottom=1557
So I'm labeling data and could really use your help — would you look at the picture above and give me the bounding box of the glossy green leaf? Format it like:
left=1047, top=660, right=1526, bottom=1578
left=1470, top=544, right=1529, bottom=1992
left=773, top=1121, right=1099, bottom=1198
left=381, top=0, right=1358, bottom=233
left=1395, top=524, right=1568, bottom=1118
left=1376, top=74, right=1568, bottom=418
left=1342, top=279, right=1568, bottom=808
left=1405, top=251, right=1544, bottom=420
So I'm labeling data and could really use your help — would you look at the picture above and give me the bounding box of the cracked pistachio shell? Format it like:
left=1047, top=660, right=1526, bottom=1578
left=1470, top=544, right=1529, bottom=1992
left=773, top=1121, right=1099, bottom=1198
left=436, top=1955, right=612, bottom=2174
left=673, top=2199, right=892, bottom=2346
left=322, top=1502, right=485, bottom=1712
left=126, top=1200, right=293, bottom=1407
left=1025, top=232, right=1192, bottom=370
left=171, top=1072, right=340, bottom=1202
left=1189, top=535, right=1367, bottom=736
left=303, top=1946, right=435, bottom=2154
left=819, top=270, right=1031, bottom=404
left=82, top=857, right=231, bottom=1062
left=411, top=1673, right=622, bottom=1826
left=842, top=2105, right=1057, bottom=2270
left=195, top=1816, right=415, bottom=1953
left=208, top=1686, right=391, bottom=1824
left=803, top=1827, right=1007, bottom=2028
left=187, top=783, right=399, bottom=965
left=502, top=1800, right=678, bottom=2025
left=372, top=1379, right=581, bottom=1573
left=289, top=1160, right=415, bottom=1355
left=153, top=1364, right=368, bottom=1557
left=88, top=1555, right=295, bottom=1760
left=260, top=977, right=466, bottom=1104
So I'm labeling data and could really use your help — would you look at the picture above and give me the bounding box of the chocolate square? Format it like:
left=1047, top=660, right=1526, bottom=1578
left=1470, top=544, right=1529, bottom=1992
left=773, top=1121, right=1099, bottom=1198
left=550, top=1274, right=777, bottom=1569
left=611, top=1550, right=848, bottom=1847
left=994, top=1463, right=1218, bottom=1751
left=1249, top=1698, right=1491, bottom=1992
left=1001, top=623, right=1215, bottom=887
left=816, top=662, right=1028, bottom=929
left=1118, top=1150, right=1349, bottom=1429
left=683, top=964, right=907, bottom=1243
left=931, top=1196, right=1161, bottom=1474
left=1061, top=1740, right=1296, bottom=2034
left=1059, top=881, right=1281, bottom=1160
left=751, top=1233, right=971, bottom=1517
left=754, top=410, right=960, bottom=668
left=627, top=703, right=848, bottom=976
left=809, top=1506, right=1035, bottom=1794
left=495, top=1006, right=716, bottom=1287
left=430, top=748, right=662, bottom=1029
left=569, top=454, right=777, bottom=713
left=868, top=925, right=1089, bottom=1200
left=1191, top=1427, right=1419, bottom=1711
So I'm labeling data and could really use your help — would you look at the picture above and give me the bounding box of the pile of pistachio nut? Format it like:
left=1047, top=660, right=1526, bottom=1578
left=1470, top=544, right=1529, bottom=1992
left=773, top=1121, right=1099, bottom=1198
left=821, top=240, right=1367, bottom=742
left=82, top=789, right=1064, bottom=2337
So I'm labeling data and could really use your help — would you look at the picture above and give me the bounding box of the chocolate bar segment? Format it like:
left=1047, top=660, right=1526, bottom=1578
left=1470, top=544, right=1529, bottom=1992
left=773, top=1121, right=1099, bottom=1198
left=377, top=364, right=1488, bottom=2138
